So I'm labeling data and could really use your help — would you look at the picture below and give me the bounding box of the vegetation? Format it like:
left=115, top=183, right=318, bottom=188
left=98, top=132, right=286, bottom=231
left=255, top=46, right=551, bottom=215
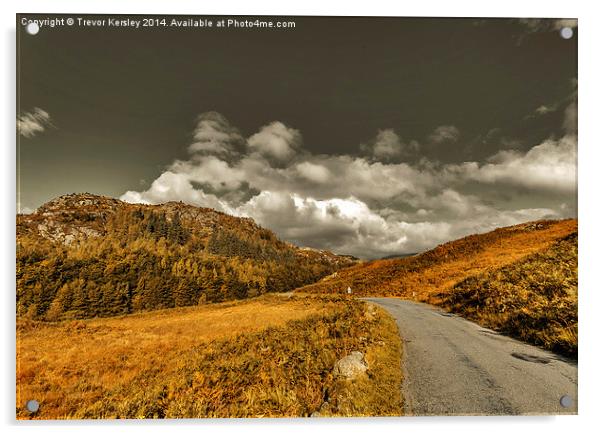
left=17, top=194, right=355, bottom=321
left=299, top=219, right=576, bottom=300
left=299, top=219, right=577, bottom=356
left=434, top=232, right=577, bottom=357
left=17, top=294, right=402, bottom=419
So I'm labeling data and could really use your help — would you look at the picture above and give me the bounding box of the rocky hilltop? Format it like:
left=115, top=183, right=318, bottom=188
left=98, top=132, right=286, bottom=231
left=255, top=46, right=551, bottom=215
left=17, top=193, right=357, bottom=320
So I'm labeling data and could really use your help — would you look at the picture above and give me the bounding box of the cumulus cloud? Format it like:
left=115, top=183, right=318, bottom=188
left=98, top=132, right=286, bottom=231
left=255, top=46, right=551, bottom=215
left=448, top=135, right=576, bottom=194
left=188, top=111, right=244, bottom=156
left=428, top=125, right=460, bottom=144
left=247, top=121, right=302, bottom=162
left=296, top=161, right=332, bottom=184
left=17, top=107, right=52, bottom=138
left=360, top=129, right=419, bottom=161
left=121, top=111, right=576, bottom=259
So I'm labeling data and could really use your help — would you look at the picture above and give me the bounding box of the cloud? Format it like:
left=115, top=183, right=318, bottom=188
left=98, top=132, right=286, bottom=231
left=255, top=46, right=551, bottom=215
left=360, top=129, right=419, bottom=161
left=17, top=107, right=52, bottom=138
left=296, top=161, right=332, bottom=184
left=121, top=171, right=233, bottom=212
left=247, top=121, right=302, bottom=162
left=188, top=111, right=244, bottom=156
left=535, top=104, right=557, bottom=116
left=428, top=125, right=460, bottom=144
left=121, top=111, right=576, bottom=259
left=563, top=101, right=577, bottom=134
left=448, top=135, right=576, bottom=194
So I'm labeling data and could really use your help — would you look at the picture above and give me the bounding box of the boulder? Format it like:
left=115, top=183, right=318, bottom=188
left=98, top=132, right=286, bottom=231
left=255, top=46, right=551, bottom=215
left=333, top=351, right=368, bottom=379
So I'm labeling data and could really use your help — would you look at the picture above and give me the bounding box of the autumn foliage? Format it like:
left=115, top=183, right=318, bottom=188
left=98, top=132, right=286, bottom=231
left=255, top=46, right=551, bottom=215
left=17, top=194, right=356, bottom=321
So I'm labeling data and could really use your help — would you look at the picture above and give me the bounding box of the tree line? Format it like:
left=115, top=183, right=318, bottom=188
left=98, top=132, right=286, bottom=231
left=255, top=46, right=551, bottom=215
left=17, top=207, right=346, bottom=321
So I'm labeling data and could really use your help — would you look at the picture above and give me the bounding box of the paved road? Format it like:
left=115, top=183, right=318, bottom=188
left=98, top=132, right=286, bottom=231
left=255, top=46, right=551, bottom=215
left=365, top=298, right=578, bottom=416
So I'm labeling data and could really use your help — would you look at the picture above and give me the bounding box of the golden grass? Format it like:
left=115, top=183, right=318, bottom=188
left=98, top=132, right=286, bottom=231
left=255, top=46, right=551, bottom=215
left=299, top=219, right=577, bottom=300
left=434, top=232, right=577, bottom=357
left=17, top=294, right=402, bottom=419
left=317, top=303, right=403, bottom=417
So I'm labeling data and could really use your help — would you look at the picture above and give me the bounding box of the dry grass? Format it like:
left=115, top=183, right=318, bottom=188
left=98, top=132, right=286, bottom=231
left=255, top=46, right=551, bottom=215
left=434, top=232, right=577, bottom=357
left=17, top=294, right=402, bottom=419
left=299, top=219, right=576, bottom=300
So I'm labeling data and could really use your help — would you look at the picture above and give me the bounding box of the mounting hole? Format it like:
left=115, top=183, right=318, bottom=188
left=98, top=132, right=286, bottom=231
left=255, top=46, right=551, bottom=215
left=26, top=399, right=39, bottom=413
left=559, top=394, right=573, bottom=408
left=560, top=27, right=573, bottom=40
left=25, top=22, right=40, bottom=35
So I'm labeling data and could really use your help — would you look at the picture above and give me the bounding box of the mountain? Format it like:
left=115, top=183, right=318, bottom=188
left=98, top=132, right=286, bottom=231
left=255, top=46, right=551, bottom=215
left=298, top=219, right=577, bottom=299
left=16, top=193, right=357, bottom=320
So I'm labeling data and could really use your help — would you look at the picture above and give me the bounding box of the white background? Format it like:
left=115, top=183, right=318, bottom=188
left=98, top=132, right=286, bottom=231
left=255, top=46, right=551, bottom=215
left=2, top=1, right=600, bottom=433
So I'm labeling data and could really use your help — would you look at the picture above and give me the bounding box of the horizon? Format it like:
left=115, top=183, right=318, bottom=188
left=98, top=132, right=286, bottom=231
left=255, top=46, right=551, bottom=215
left=17, top=190, right=578, bottom=260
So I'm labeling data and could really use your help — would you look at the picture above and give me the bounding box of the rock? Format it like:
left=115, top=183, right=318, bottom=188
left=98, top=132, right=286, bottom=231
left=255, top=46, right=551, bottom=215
left=333, top=351, right=368, bottom=379
left=364, top=304, right=377, bottom=321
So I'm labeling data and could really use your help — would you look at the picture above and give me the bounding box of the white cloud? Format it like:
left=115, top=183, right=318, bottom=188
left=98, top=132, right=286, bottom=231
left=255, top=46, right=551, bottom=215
left=360, top=129, right=419, bottom=161
left=188, top=111, right=244, bottom=156
left=247, top=121, right=301, bottom=162
left=17, top=107, right=52, bottom=138
left=121, top=171, right=233, bottom=212
left=448, top=135, right=576, bottom=194
left=121, top=111, right=576, bottom=258
left=296, top=161, right=331, bottom=184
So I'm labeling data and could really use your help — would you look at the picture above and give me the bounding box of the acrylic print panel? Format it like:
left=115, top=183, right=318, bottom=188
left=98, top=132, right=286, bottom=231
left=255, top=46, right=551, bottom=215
left=16, top=14, right=577, bottom=419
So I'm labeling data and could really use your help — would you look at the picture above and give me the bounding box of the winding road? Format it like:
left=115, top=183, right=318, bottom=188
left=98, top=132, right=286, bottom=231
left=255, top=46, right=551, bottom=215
left=365, top=298, right=578, bottom=416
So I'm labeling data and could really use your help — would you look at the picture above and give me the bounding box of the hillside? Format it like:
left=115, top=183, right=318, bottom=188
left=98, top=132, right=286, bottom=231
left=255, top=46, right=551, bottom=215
left=17, top=294, right=403, bottom=419
left=16, top=193, right=356, bottom=321
left=298, top=219, right=577, bottom=300
left=435, top=232, right=577, bottom=357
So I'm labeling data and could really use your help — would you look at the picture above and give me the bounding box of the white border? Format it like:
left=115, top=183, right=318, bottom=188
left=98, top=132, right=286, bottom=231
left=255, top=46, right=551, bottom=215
left=3, top=1, right=601, bottom=433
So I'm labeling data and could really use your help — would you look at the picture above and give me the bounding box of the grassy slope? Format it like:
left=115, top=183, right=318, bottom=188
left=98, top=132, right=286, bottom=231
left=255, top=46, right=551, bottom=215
left=17, top=294, right=402, bottom=419
left=298, top=219, right=576, bottom=300
left=434, top=232, right=577, bottom=357
left=297, top=219, right=577, bottom=356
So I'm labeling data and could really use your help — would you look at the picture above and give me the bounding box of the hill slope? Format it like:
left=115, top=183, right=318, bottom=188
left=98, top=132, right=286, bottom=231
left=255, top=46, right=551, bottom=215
left=298, top=219, right=576, bottom=299
left=435, top=231, right=577, bottom=356
left=299, top=219, right=577, bottom=356
left=17, top=193, right=356, bottom=321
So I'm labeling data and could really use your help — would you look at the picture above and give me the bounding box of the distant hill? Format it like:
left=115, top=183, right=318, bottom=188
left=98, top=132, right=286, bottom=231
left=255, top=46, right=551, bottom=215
left=380, top=253, right=418, bottom=260
left=16, top=193, right=356, bottom=320
left=297, top=219, right=577, bottom=299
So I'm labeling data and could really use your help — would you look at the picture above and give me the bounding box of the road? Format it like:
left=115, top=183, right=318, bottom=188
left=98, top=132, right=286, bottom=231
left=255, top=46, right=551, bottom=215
left=365, top=298, right=578, bottom=416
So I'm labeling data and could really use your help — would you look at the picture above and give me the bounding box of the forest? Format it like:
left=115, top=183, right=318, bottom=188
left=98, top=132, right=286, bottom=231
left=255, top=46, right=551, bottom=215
left=17, top=194, right=355, bottom=321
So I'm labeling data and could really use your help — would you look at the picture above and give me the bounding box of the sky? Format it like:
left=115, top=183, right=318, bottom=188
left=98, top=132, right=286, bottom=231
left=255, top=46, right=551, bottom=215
left=17, top=15, right=577, bottom=258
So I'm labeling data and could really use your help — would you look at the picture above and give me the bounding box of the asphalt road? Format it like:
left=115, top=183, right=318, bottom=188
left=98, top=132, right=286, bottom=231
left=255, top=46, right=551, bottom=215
left=365, top=298, right=578, bottom=416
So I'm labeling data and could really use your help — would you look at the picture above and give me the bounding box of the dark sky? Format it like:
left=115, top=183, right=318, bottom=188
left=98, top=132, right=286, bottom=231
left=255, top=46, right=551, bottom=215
left=17, top=15, right=577, bottom=257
